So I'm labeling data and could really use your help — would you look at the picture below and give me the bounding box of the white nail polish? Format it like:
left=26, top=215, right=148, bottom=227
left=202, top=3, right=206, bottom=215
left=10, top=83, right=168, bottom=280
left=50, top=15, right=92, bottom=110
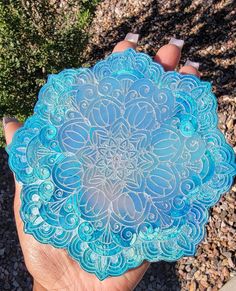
left=169, top=37, right=184, bottom=49
left=124, top=33, right=139, bottom=44
left=185, top=59, right=200, bottom=70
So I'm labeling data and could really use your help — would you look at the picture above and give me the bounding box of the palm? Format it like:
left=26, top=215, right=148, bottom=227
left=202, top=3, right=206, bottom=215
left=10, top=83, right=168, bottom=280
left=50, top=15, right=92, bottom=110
left=14, top=184, right=149, bottom=291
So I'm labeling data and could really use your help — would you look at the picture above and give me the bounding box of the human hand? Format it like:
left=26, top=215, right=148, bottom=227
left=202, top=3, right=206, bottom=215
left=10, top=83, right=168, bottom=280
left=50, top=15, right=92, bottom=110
left=4, top=34, right=200, bottom=291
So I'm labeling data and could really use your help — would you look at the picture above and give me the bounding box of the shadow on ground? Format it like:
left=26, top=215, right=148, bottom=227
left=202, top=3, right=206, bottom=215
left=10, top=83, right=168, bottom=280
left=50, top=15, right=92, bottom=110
left=85, top=0, right=235, bottom=99
left=135, top=262, right=181, bottom=291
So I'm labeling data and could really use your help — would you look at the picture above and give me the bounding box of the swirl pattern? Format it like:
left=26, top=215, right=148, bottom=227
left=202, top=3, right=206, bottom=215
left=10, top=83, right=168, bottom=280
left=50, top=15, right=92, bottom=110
left=7, top=48, right=236, bottom=280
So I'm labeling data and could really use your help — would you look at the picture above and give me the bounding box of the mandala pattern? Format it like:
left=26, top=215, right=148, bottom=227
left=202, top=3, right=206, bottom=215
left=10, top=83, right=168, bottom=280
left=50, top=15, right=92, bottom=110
left=7, top=48, right=236, bottom=280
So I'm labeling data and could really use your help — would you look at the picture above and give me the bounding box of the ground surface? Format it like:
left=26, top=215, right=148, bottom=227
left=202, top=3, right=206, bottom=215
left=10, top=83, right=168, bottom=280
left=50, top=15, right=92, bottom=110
left=0, top=0, right=236, bottom=290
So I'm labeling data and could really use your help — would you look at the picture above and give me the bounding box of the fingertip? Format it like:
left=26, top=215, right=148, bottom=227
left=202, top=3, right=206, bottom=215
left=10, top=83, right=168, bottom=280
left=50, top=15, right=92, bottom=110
left=154, top=43, right=182, bottom=71
left=179, top=65, right=201, bottom=78
left=112, top=33, right=139, bottom=53
left=112, top=40, right=137, bottom=53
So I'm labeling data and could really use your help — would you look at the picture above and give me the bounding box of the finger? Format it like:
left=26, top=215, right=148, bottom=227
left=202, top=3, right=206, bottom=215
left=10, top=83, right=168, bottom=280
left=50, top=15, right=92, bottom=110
left=3, top=117, right=22, bottom=145
left=3, top=117, right=23, bottom=220
left=3, top=117, right=22, bottom=188
left=112, top=32, right=139, bottom=53
left=154, top=37, right=184, bottom=71
left=179, top=60, right=201, bottom=77
left=3, top=117, right=24, bottom=250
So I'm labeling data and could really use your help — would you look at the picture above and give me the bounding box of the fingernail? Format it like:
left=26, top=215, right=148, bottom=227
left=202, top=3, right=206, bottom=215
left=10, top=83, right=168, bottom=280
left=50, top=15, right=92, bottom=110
left=184, top=59, right=200, bottom=70
left=2, top=116, right=19, bottom=129
left=169, top=37, right=184, bottom=49
left=124, top=33, right=139, bottom=44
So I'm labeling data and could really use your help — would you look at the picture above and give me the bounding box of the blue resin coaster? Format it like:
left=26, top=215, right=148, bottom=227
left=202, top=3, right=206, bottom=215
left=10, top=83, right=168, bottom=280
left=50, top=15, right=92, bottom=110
left=7, top=48, right=236, bottom=280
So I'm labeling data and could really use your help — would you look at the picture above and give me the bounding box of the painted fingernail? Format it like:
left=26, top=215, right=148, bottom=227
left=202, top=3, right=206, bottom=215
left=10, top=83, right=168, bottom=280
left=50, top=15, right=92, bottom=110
left=169, top=37, right=184, bottom=49
left=124, top=33, right=139, bottom=44
left=184, top=59, right=200, bottom=70
left=2, top=117, right=19, bottom=129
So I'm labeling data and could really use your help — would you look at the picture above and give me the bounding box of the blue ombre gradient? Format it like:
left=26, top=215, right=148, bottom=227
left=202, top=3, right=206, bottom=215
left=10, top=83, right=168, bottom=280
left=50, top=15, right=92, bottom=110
left=7, top=48, right=236, bottom=280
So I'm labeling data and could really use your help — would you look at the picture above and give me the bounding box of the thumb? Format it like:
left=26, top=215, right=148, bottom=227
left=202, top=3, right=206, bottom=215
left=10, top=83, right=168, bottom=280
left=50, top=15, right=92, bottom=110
left=3, top=116, right=22, bottom=188
left=3, top=117, right=24, bottom=227
left=3, top=117, right=22, bottom=145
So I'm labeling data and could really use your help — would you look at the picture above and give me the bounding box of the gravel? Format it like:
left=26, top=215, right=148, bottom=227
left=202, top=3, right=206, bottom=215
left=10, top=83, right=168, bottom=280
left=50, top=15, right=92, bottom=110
left=0, top=0, right=235, bottom=290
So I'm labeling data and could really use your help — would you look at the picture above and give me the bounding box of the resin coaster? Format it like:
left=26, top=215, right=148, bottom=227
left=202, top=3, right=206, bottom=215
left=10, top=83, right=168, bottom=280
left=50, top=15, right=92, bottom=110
left=7, top=48, right=236, bottom=280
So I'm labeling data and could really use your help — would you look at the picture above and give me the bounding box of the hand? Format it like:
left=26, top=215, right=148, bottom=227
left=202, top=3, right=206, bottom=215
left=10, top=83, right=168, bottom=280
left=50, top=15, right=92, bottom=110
left=4, top=34, right=200, bottom=291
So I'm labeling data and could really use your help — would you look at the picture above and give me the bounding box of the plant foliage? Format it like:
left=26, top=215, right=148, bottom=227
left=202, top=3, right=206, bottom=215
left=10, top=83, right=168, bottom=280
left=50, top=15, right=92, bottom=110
left=0, top=0, right=99, bottom=121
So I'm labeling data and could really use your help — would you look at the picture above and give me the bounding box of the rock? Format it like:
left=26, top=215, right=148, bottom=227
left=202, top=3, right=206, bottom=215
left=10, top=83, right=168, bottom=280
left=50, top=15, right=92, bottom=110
left=4, top=282, right=10, bottom=289
left=200, top=280, right=209, bottom=288
left=13, top=280, right=19, bottom=287
left=222, top=252, right=232, bottom=259
left=189, top=280, right=197, bottom=291
left=222, top=267, right=230, bottom=278
left=194, top=270, right=201, bottom=280
left=14, top=262, right=18, bottom=269
left=228, top=258, right=235, bottom=268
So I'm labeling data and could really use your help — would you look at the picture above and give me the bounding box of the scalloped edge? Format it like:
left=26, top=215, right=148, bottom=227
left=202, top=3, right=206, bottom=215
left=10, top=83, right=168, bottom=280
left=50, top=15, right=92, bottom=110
left=6, top=47, right=236, bottom=280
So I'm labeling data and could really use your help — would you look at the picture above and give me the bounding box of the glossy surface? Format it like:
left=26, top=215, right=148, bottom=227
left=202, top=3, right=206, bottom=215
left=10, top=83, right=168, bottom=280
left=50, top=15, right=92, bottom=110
left=7, top=48, right=236, bottom=280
